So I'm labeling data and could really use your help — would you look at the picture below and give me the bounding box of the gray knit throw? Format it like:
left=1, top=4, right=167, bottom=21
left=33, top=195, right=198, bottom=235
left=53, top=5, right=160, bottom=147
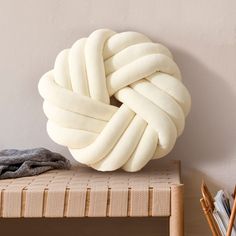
left=0, top=148, right=71, bottom=179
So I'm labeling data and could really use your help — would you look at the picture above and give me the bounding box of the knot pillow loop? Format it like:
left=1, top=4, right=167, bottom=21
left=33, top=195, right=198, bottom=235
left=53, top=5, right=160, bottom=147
left=38, top=29, right=191, bottom=172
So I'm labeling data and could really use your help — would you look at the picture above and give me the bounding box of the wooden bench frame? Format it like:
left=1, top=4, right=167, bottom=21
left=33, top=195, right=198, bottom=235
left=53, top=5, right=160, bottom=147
left=0, top=160, right=184, bottom=236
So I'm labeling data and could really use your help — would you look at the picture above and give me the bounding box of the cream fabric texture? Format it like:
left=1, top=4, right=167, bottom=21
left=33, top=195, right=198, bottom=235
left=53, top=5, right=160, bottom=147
left=38, top=29, right=191, bottom=172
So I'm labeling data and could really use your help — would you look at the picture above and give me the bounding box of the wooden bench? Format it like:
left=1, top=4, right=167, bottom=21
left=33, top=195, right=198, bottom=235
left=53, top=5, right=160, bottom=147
left=0, top=160, right=183, bottom=236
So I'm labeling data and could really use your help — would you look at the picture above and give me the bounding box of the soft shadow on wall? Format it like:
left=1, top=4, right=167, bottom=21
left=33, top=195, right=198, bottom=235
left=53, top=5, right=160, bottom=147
left=167, top=48, right=236, bottom=235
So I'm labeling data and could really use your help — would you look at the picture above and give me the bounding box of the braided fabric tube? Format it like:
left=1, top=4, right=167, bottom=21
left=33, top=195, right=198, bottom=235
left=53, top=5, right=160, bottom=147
left=38, top=29, right=191, bottom=172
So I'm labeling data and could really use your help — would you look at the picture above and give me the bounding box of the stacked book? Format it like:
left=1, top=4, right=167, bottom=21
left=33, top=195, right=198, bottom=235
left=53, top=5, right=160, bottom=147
left=201, top=182, right=236, bottom=236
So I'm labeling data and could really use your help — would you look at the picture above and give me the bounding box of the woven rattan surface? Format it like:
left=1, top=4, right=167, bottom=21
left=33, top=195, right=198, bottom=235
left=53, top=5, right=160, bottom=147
left=0, top=160, right=181, bottom=218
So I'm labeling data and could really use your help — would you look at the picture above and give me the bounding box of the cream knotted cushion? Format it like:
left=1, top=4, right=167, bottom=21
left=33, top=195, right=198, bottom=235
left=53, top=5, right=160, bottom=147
left=38, top=29, right=191, bottom=172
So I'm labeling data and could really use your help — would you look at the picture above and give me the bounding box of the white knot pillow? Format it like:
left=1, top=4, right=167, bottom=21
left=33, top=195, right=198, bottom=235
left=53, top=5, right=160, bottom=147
left=38, top=29, right=191, bottom=172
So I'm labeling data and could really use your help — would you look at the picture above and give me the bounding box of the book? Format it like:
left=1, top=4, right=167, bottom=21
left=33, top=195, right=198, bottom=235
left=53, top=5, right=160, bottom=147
left=213, top=190, right=236, bottom=236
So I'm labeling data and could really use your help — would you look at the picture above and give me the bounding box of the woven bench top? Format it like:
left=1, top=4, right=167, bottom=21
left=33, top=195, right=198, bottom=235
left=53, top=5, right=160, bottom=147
left=0, top=159, right=181, bottom=218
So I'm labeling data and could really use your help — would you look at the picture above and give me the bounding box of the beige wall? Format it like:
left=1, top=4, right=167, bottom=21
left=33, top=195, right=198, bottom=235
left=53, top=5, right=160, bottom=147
left=0, top=0, right=236, bottom=235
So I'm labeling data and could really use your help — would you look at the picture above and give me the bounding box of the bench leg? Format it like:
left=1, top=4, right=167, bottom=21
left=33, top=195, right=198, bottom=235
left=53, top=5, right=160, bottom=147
left=169, top=184, right=184, bottom=236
